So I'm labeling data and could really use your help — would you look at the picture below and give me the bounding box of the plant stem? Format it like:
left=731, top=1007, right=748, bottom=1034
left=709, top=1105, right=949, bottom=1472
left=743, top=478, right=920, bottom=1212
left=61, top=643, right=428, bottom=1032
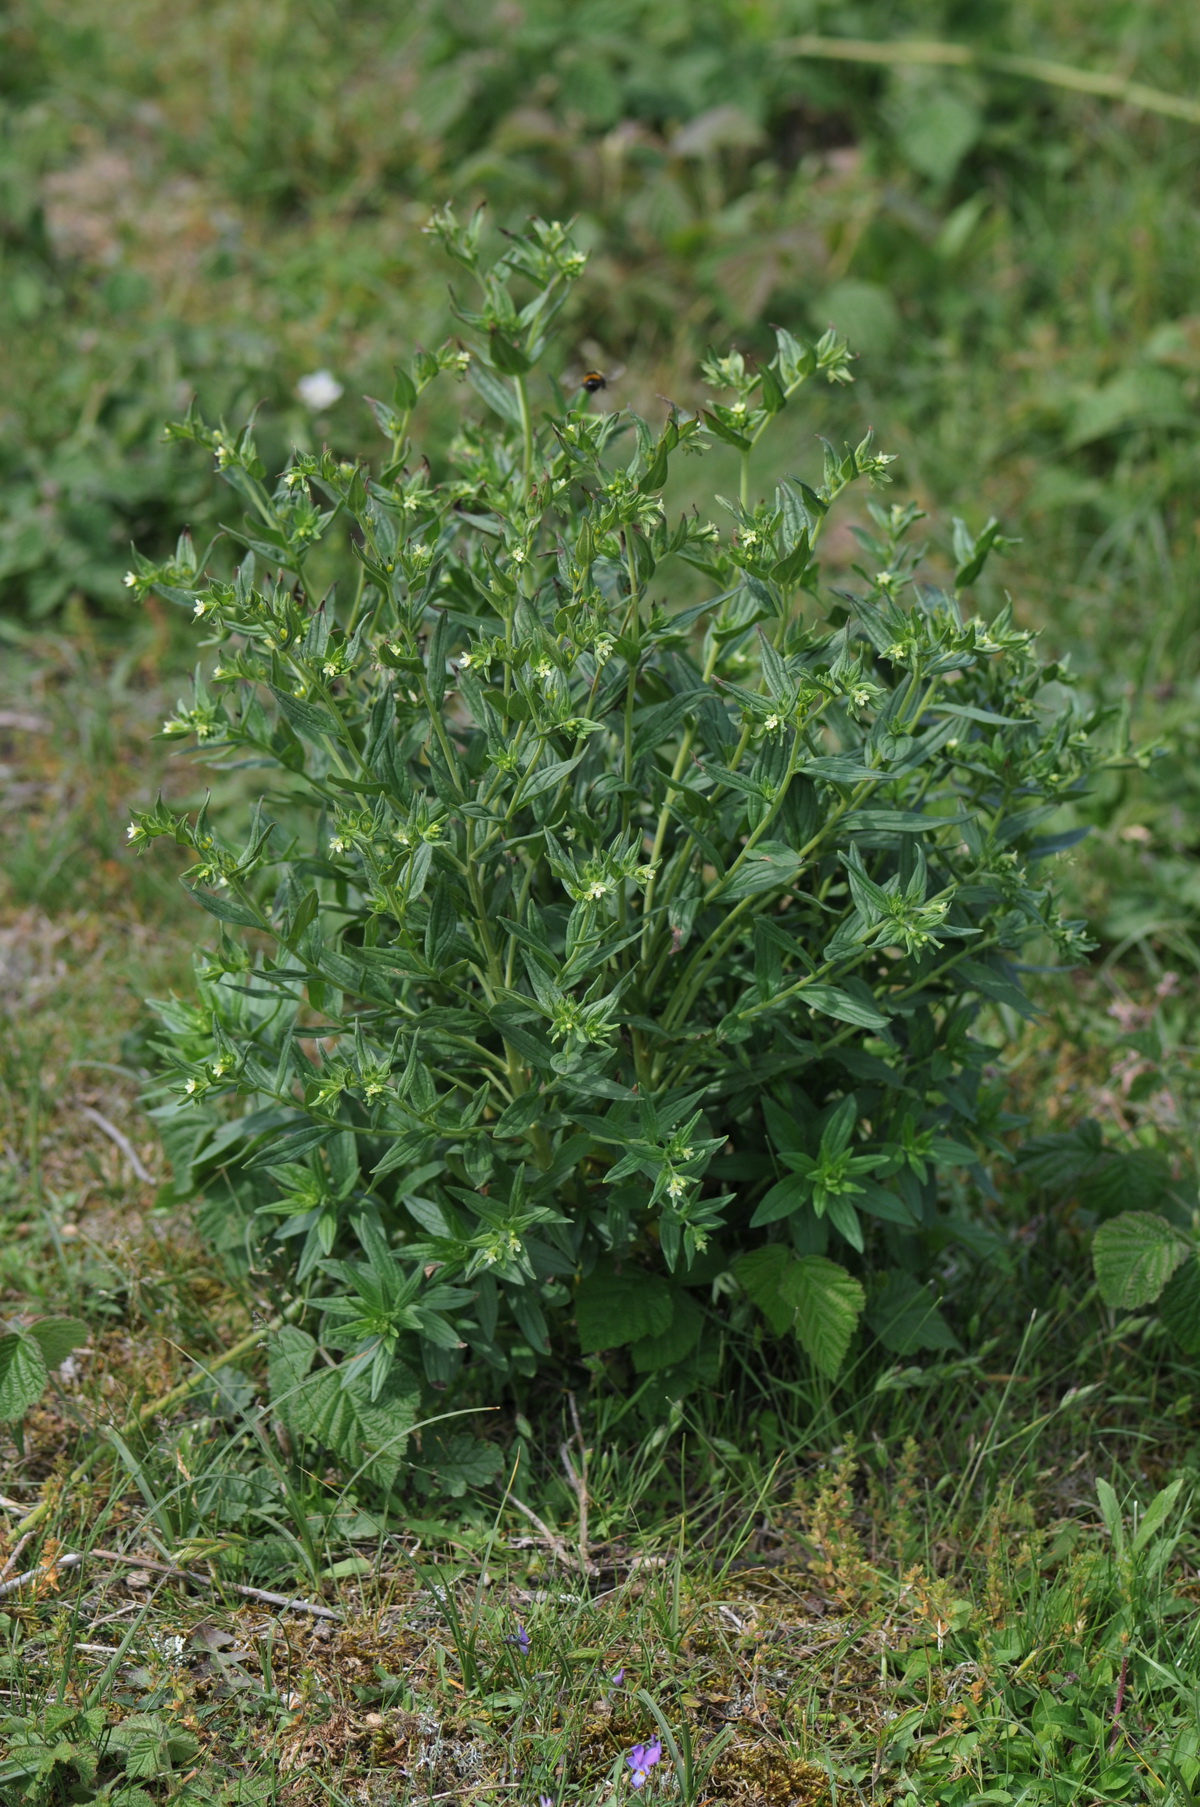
left=775, top=32, right=1200, bottom=128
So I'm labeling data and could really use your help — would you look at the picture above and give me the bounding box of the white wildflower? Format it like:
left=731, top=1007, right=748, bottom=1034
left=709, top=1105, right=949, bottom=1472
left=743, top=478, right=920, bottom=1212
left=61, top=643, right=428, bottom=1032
left=296, top=369, right=344, bottom=410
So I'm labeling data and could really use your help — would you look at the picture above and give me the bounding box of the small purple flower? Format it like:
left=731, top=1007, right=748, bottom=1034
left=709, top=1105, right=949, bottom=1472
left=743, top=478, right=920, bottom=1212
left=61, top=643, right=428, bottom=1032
left=506, top=1621, right=531, bottom=1653
left=610, top=1666, right=626, bottom=1687
left=539, top=1797, right=554, bottom=1807
left=626, top=1738, right=662, bottom=1790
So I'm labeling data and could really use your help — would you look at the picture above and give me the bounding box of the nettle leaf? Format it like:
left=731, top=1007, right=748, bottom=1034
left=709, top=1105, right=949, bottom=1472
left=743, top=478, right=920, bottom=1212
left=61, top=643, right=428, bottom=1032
left=0, top=1332, right=49, bottom=1422
left=631, top=1290, right=704, bottom=1371
left=26, top=1317, right=89, bottom=1368
left=866, top=1271, right=960, bottom=1354
left=732, top=1245, right=796, bottom=1336
left=108, top=1712, right=201, bottom=1778
left=779, top=1256, right=865, bottom=1377
left=268, top=1327, right=419, bottom=1484
left=1159, top=1253, right=1200, bottom=1355
left=1092, top=1213, right=1189, bottom=1310
left=575, top=1266, right=675, bottom=1352
left=414, top=1430, right=504, bottom=1497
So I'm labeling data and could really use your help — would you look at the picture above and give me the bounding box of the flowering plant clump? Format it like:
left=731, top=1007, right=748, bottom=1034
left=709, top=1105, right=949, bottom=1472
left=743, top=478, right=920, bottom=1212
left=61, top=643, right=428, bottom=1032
left=131, top=210, right=1112, bottom=1482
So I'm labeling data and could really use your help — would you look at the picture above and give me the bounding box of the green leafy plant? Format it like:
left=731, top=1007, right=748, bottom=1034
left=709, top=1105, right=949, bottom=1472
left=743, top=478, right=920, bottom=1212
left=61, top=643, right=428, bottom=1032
left=0, top=1704, right=206, bottom=1806
left=131, top=211, right=1114, bottom=1470
left=0, top=1315, right=88, bottom=1451
left=1093, top=1207, right=1200, bottom=1351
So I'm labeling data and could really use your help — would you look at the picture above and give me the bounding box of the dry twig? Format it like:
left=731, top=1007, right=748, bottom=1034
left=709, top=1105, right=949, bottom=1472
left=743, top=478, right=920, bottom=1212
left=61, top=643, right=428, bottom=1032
left=0, top=1544, right=342, bottom=1619
left=78, top=1103, right=153, bottom=1185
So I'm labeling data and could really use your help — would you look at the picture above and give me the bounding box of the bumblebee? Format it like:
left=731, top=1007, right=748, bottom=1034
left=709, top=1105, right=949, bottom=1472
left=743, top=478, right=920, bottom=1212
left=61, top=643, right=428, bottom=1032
left=580, top=371, right=607, bottom=393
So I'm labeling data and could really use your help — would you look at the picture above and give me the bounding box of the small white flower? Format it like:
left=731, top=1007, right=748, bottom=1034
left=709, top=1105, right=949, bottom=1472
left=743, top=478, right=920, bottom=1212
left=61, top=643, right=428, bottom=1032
left=126, top=822, right=139, bottom=841
left=459, top=650, right=474, bottom=669
left=185, top=1078, right=199, bottom=1095
left=297, top=369, right=344, bottom=410
left=763, top=713, right=781, bottom=732
left=586, top=880, right=608, bottom=900
left=124, top=570, right=138, bottom=589
left=534, top=660, right=553, bottom=681
left=852, top=689, right=872, bottom=708
left=665, top=1174, right=686, bottom=1199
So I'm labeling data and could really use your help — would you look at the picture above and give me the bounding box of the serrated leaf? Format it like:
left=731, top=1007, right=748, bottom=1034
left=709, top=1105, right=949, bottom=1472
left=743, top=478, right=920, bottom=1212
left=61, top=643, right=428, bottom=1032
left=866, top=1271, right=960, bottom=1354
left=0, top=1332, right=49, bottom=1421
left=1092, top=1212, right=1189, bottom=1310
left=1158, top=1253, right=1200, bottom=1354
left=26, top=1317, right=89, bottom=1368
left=732, top=1244, right=796, bottom=1336
left=575, top=1266, right=675, bottom=1352
left=631, top=1291, right=704, bottom=1371
left=267, top=1326, right=417, bottom=1484
left=419, top=1431, right=504, bottom=1498
left=778, top=1256, right=864, bottom=1377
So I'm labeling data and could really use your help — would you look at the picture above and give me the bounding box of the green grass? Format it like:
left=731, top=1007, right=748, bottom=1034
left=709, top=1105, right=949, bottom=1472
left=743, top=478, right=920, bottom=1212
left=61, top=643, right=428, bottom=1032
left=3, top=0, right=1200, bottom=1798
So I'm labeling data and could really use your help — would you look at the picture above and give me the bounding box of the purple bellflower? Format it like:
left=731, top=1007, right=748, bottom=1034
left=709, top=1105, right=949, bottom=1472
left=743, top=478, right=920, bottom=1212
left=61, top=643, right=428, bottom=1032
left=626, top=1737, right=662, bottom=1790
left=506, top=1621, right=531, bottom=1653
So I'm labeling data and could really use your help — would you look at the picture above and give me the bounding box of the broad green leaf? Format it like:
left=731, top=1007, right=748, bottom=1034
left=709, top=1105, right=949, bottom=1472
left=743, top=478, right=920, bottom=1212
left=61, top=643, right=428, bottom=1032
left=1092, top=1212, right=1188, bottom=1309
left=631, top=1291, right=704, bottom=1371
left=575, top=1267, right=675, bottom=1352
left=0, top=1332, right=49, bottom=1422
left=866, top=1271, right=960, bottom=1354
left=108, top=1712, right=200, bottom=1777
left=418, top=1431, right=504, bottom=1498
left=778, top=1256, right=864, bottom=1377
left=719, top=845, right=801, bottom=901
left=1159, top=1253, right=1200, bottom=1355
left=732, top=1245, right=796, bottom=1336
left=26, top=1317, right=89, bottom=1368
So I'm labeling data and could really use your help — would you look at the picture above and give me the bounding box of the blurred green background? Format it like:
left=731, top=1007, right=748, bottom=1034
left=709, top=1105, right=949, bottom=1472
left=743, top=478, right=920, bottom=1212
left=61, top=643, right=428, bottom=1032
left=4, top=0, right=1199, bottom=681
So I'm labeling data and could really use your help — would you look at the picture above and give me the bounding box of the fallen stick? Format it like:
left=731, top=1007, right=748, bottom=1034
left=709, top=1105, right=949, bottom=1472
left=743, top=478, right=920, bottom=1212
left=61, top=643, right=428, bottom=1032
left=78, top=1104, right=153, bottom=1185
left=0, top=1545, right=342, bottom=1620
